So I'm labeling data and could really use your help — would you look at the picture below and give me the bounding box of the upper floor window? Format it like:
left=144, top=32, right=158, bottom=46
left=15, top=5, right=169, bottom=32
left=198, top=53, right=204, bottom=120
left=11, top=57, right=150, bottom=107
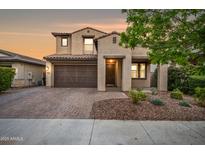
left=84, top=38, right=93, bottom=54
left=61, top=38, right=68, bottom=47
left=131, top=63, right=146, bottom=79
left=113, top=37, right=117, bottom=44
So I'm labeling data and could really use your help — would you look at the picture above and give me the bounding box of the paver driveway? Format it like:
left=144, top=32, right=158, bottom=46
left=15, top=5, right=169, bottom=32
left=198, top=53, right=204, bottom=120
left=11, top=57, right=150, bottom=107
left=0, top=87, right=127, bottom=118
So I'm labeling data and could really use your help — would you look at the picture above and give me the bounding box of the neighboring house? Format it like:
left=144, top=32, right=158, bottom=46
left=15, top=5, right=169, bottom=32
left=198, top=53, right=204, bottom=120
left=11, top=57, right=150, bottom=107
left=44, top=27, right=167, bottom=91
left=0, top=49, right=45, bottom=87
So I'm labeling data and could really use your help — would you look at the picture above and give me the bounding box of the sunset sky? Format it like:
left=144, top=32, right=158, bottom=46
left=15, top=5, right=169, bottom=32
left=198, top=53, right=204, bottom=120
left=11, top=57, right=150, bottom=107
left=0, top=10, right=127, bottom=60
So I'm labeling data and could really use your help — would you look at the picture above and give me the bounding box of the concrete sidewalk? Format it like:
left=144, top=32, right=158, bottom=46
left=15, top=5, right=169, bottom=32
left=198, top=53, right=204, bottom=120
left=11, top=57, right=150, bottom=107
left=0, top=119, right=205, bottom=145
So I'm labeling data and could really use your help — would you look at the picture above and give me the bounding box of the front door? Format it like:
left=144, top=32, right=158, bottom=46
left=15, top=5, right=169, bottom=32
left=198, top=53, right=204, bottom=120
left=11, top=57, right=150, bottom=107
left=106, top=63, right=115, bottom=86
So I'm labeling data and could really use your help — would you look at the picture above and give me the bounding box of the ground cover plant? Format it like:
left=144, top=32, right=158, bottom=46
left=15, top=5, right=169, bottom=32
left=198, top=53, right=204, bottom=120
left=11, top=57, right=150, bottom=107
left=128, top=89, right=147, bottom=104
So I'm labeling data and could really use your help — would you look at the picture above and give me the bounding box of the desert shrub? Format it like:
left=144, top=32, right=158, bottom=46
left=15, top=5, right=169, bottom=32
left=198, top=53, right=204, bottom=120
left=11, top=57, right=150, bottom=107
left=0, top=67, right=15, bottom=92
left=170, top=89, right=183, bottom=100
left=151, top=68, right=158, bottom=87
left=195, top=87, right=205, bottom=107
left=151, top=88, right=158, bottom=95
left=150, top=98, right=164, bottom=106
left=128, top=89, right=147, bottom=104
left=179, top=100, right=191, bottom=107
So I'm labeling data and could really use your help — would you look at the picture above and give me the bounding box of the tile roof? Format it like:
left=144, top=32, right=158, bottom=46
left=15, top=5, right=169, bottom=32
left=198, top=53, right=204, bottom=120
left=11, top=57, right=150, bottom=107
left=0, top=49, right=45, bottom=66
left=44, top=54, right=97, bottom=61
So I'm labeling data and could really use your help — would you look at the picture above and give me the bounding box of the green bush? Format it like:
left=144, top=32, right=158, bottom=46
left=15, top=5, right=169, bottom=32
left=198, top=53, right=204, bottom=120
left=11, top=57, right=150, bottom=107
left=195, top=87, right=205, bottom=107
left=128, top=89, right=147, bottom=104
left=150, top=98, right=164, bottom=106
left=187, top=76, right=205, bottom=95
left=168, top=66, right=205, bottom=95
left=168, top=66, right=189, bottom=92
left=168, top=66, right=186, bottom=93
left=179, top=100, right=191, bottom=107
left=170, top=89, right=183, bottom=100
left=0, top=67, right=15, bottom=92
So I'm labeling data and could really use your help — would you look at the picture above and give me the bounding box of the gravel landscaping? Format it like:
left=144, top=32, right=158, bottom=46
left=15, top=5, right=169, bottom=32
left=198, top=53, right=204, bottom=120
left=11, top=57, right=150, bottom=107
left=90, top=92, right=205, bottom=120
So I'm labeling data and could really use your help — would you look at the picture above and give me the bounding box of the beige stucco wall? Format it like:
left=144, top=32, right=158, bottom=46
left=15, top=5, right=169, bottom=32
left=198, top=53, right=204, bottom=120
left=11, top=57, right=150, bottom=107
left=11, top=62, right=45, bottom=87
left=45, top=61, right=54, bottom=87
left=56, top=36, right=71, bottom=54
left=132, top=47, right=149, bottom=57
left=131, top=63, right=151, bottom=88
left=97, top=33, right=132, bottom=91
left=71, top=28, right=105, bottom=55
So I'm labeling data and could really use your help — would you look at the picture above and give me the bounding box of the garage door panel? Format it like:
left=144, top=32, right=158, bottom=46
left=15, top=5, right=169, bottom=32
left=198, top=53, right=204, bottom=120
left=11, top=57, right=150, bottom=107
left=54, top=65, right=97, bottom=87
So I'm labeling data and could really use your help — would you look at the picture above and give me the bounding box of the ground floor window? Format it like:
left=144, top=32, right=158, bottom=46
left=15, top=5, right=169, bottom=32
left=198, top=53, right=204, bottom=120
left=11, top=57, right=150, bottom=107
left=131, top=63, right=146, bottom=79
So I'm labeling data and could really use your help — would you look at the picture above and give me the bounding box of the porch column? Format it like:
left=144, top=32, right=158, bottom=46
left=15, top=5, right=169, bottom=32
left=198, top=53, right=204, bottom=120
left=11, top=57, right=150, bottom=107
left=97, top=55, right=106, bottom=91
left=157, top=64, right=168, bottom=91
left=46, top=61, right=54, bottom=87
left=122, top=55, right=131, bottom=91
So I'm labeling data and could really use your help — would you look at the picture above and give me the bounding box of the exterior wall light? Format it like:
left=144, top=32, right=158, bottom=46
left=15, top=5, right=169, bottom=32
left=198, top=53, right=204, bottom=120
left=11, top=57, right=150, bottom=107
left=109, top=59, right=114, bottom=63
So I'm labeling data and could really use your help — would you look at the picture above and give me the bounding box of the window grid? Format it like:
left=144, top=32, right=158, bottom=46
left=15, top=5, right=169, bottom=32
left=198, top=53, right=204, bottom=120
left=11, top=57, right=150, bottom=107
left=61, top=38, right=68, bottom=47
left=131, top=63, right=146, bottom=79
left=113, top=37, right=117, bottom=44
left=84, top=38, right=93, bottom=54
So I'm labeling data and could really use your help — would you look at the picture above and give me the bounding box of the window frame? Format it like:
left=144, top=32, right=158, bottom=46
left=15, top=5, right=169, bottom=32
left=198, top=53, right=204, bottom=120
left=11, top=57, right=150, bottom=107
left=131, top=63, right=147, bottom=79
left=83, top=37, right=94, bottom=54
left=61, top=37, right=68, bottom=47
left=112, top=37, right=117, bottom=44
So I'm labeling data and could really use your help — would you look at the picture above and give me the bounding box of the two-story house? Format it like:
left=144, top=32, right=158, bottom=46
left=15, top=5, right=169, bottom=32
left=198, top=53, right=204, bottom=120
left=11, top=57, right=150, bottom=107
left=44, top=27, right=168, bottom=91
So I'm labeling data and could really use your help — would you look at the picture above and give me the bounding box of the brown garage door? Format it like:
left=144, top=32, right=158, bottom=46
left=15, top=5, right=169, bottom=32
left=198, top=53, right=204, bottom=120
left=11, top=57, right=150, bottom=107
left=54, top=65, right=97, bottom=87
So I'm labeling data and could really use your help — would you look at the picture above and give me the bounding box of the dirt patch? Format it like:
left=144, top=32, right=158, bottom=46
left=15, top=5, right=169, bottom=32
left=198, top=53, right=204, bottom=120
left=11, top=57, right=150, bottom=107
left=90, top=92, right=205, bottom=120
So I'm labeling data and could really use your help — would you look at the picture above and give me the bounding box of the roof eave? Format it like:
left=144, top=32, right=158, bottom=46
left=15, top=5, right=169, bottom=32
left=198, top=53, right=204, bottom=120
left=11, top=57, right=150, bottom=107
left=51, top=32, right=71, bottom=37
left=72, top=27, right=107, bottom=35
left=0, top=58, right=45, bottom=66
left=94, top=31, right=121, bottom=41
